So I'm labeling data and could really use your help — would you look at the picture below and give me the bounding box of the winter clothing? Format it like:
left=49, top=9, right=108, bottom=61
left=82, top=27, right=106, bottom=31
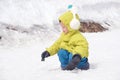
left=42, top=7, right=89, bottom=70
left=58, top=11, right=80, bottom=31
left=58, top=49, right=89, bottom=70
left=41, top=51, right=50, bottom=61
left=46, top=11, right=88, bottom=58
left=46, top=30, right=88, bottom=58
left=63, top=54, right=81, bottom=70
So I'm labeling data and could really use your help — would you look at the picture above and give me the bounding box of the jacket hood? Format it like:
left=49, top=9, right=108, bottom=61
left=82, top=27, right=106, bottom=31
left=58, top=11, right=80, bottom=32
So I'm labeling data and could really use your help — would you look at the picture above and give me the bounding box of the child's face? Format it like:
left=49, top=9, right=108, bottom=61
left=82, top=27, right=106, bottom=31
left=59, top=21, right=69, bottom=34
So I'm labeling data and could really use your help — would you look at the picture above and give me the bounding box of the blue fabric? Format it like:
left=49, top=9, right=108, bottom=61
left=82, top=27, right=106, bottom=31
left=68, top=4, right=73, bottom=9
left=58, top=49, right=89, bottom=70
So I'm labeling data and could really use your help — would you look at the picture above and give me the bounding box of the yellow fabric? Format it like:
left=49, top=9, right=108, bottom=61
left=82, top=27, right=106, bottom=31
left=46, top=11, right=89, bottom=58
left=58, top=11, right=80, bottom=31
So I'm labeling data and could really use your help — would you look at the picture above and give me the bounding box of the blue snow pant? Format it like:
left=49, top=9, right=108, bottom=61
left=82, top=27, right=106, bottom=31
left=58, top=49, right=89, bottom=70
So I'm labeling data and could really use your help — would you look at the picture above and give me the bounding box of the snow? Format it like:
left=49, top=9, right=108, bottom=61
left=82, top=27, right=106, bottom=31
left=0, top=0, right=120, bottom=80
left=0, top=0, right=120, bottom=28
left=0, top=29, right=120, bottom=80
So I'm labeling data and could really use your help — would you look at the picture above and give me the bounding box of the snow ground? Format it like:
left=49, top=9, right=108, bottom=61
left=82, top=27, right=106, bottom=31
left=0, top=0, right=120, bottom=80
left=0, top=29, right=120, bottom=80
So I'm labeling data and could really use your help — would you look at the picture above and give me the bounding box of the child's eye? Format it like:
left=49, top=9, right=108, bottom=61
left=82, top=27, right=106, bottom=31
left=59, top=20, right=61, bottom=23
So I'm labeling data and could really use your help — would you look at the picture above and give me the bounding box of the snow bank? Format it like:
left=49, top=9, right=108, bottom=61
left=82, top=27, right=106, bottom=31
left=0, top=22, right=59, bottom=47
left=0, top=0, right=120, bottom=29
left=0, top=0, right=120, bottom=46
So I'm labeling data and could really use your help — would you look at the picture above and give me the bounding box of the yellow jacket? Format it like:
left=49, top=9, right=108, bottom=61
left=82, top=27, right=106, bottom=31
left=46, top=11, right=89, bottom=58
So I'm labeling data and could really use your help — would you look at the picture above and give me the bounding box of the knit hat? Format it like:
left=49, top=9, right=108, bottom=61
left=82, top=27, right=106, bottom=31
left=59, top=5, right=80, bottom=31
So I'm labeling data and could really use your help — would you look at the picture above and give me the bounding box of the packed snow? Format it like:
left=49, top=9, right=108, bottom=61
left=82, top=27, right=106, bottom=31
left=0, top=0, right=120, bottom=80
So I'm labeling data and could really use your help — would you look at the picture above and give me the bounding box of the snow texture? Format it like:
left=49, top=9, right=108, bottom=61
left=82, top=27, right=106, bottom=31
left=0, top=0, right=120, bottom=80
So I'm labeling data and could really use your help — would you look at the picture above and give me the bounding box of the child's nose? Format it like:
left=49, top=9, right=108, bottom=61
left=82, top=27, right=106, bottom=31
left=63, top=28, right=66, bottom=30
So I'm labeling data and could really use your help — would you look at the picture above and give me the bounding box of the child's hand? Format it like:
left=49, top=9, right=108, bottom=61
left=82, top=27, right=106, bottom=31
left=63, top=54, right=81, bottom=70
left=41, top=51, right=50, bottom=61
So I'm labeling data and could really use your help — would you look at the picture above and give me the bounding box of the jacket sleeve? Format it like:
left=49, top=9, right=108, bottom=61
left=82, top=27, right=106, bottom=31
left=46, top=33, right=63, bottom=56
